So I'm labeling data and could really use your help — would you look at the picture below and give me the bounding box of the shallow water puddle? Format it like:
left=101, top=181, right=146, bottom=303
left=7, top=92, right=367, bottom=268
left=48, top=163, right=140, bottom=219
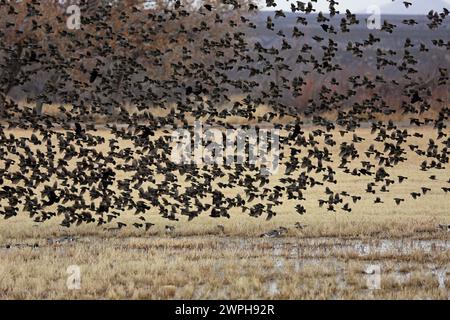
left=267, top=281, right=279, bottom=296
left=252, top=237, right=450, bottom=257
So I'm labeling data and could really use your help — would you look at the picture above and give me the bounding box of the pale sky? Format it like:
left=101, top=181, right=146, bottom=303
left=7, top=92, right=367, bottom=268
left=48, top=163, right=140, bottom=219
left=261, top=0, right=450, bottom=14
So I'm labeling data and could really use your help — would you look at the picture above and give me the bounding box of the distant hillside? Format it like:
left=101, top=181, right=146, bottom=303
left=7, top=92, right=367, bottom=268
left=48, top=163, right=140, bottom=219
left=377, top=0, right=449, bottom=15
left=261, top=0, right=449, bottom=15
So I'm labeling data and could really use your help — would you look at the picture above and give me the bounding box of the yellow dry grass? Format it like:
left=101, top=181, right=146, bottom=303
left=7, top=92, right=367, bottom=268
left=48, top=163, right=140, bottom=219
left=0, top=123, right=449, bottom=299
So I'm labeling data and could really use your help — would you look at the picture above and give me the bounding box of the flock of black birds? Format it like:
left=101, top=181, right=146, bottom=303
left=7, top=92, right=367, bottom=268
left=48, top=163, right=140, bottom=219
left=0, top=0, right=449, bottom=233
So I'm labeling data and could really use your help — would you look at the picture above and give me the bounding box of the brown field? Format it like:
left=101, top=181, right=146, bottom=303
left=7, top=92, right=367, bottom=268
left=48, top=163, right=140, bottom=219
left=0, top=124, right=449, bottom=299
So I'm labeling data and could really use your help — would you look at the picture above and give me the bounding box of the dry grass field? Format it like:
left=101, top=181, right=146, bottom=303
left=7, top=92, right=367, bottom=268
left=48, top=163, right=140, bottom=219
left=0, top=123, right=449, bottom=299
